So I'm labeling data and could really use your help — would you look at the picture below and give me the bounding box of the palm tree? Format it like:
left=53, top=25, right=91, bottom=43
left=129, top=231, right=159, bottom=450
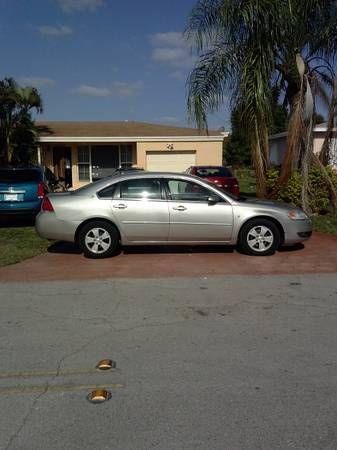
left=186, top=0, right=337, bottom=200
left=0, top=78, right=43, bottom=165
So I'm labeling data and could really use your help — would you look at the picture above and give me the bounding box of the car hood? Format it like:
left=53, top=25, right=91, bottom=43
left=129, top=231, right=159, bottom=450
left=236, top=197, right=295, bottom=211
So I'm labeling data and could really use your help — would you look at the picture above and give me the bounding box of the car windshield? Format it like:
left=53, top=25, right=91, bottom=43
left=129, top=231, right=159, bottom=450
left=195, top=167, right=232, bottom=177
left=0, top=168, right=41, bottom=183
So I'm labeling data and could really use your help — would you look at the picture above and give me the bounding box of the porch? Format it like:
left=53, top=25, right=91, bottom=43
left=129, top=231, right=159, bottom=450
left=40, top=143, right=136, bottom=189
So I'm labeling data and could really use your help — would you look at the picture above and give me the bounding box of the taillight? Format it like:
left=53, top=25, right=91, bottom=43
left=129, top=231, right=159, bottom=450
left=41, top=196, right=54, bottom=212
left=37, top=182, right=45, bottom=199
left=232, top=179, right=240, bottom=196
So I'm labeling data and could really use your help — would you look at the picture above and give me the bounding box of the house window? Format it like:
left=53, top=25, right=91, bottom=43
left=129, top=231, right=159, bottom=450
left=78, top=146, right=91, bottom=181
left=120, top=145, right=133, bottom=167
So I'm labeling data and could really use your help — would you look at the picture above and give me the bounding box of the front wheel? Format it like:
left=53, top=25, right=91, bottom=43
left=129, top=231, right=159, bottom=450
left=239, top=219, right=281, bottom=256
left=78, top=221, right=120, bottom=259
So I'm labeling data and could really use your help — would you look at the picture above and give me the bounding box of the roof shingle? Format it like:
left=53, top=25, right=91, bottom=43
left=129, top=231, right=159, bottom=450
left=36, top=121, right=222, bottom=138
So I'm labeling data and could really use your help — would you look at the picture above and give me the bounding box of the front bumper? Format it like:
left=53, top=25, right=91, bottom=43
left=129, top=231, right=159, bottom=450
left=284, top=218, right=313, bottom=245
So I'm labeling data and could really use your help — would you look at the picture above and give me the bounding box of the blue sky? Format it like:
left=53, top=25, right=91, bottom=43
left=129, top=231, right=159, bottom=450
left=0, top=0, right=230, bottom=130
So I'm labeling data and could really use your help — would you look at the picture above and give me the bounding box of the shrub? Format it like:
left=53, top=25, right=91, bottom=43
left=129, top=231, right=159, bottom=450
left=267, top=167, right=337, bottom=214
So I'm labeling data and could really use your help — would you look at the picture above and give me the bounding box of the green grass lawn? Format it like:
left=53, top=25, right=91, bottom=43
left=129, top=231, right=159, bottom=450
left=0, top=225, right=50, bottom=267
left=234, top=168, right=257, bottom=197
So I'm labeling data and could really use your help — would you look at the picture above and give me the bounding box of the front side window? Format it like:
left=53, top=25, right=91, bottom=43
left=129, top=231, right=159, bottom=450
left=166, top=179, right=212, bottom=202
left=119, top=178, right=162, bottom=200
left=78, top=146, right=91, bottom=181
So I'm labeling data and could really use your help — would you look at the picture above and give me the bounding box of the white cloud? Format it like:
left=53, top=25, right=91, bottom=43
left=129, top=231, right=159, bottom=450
left=111, top=81, right=143, bottom=97
left=152, top=48, right=188, bottom=66
left=18, top=77, right=56, bottom=88
left=38, top=25, right=73, bottom=36
left=72, top=81, right=143, bottom=98
left=58, top=0, right=104, bottom=12
left=72, top=85, right=111, bottom=97
left=150, top=32, right=183, bottom=48
left=149, top=31, right=195, bottom=71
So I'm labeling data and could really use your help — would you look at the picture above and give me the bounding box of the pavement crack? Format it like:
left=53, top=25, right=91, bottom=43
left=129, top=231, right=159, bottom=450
left=5, top=383, right=49, bottom=450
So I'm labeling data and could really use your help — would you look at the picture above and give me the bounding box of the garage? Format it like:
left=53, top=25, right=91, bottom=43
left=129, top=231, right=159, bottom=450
left=146, top=151, right=196, bottom=172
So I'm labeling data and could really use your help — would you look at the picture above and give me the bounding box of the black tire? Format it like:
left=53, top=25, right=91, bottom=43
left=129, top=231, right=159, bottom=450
left=78, top=221, right=120, bottom=259
left=239, top=218, right=281, bottom=256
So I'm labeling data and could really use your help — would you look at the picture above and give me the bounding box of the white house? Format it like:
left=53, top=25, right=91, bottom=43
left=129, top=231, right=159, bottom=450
left=269, top=124, right=337, bottom=168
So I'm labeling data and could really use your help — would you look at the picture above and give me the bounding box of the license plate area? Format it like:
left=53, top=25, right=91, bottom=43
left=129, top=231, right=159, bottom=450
left=4, top=194, right=18, bottom=201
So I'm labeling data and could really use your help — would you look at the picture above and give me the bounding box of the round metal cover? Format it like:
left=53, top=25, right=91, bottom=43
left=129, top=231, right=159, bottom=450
left=87, top=389, right=112, bottom=404
left=96, top=359, right=116, bottom=370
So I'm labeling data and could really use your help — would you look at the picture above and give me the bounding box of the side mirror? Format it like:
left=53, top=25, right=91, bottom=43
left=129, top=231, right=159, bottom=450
left=208, top=195, right=219, bottom=205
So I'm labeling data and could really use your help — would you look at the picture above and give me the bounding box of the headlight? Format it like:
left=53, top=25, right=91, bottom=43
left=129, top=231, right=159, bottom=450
left=287, top=209, right=309, bottom=220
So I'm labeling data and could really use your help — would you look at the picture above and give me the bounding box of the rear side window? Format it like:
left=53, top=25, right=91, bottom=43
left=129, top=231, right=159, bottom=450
left=97, top=184, right=117, bottom=199
left=0, top=169, right=42, bottom=183
left=119, top=178, right=163, bottom=200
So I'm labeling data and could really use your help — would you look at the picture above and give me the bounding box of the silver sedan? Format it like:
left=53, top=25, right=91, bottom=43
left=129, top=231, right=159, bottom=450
left=35, top=172, right=312, bottom=258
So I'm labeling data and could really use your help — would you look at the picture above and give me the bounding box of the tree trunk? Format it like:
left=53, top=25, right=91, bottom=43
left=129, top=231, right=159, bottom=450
left=301, top=121, right=313, bottom=214
left=252, top=120, right=267, bottom=197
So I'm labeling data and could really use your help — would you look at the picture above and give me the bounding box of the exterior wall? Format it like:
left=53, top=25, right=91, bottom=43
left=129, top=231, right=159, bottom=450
left=136, top=140, right=223, bottom=169
left=269, top=131, right=337, bottom=168
left=41, top=139, right=223, bottom=189
left=70, top=144, right=80, bottom=188
left=41, top=144, right=53, bottom=169
left=313, top=135, right=324, bottom=154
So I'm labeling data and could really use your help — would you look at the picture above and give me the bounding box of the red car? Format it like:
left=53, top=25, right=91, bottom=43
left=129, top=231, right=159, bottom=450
left=185, top=166, right=240, bottom=197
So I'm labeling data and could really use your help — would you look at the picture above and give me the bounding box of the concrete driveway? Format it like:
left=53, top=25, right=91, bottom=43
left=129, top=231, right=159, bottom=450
left=0, top=232, right=336, bottom=282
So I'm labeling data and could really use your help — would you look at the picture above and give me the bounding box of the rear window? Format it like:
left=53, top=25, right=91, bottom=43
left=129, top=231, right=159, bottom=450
left=0, top=169, right=42, bottom=183
left=195, top=167, right=232, bottom=177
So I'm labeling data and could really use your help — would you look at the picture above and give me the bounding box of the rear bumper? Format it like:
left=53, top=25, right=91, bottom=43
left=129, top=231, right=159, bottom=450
left=0, top=200, right=41, bottom=215
left=35, top=212, right=77, bottom=242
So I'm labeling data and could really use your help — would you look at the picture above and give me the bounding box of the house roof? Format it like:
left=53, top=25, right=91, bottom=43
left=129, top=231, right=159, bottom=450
left=37, top=121, right=224, bottom=143
left=269, top=123, right=330, bottom=140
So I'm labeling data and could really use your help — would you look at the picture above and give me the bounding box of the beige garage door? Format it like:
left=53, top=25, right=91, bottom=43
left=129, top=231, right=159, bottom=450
left=146, top=151, right=196, bottom=172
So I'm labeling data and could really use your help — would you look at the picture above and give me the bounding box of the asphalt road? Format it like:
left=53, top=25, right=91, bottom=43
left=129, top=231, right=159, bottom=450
left=0, top=274, right=337, bottom=449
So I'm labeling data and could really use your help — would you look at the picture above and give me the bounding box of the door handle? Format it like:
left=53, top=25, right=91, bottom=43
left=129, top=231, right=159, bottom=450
left=172, top=205, right=187, bottom=211
left=113, top=203, right=128, bottom=209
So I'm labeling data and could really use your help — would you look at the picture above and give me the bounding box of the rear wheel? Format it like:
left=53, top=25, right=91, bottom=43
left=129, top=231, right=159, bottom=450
left=239, top=219, right=280, bottom=256
left=78, top=221, right=120, bottom=259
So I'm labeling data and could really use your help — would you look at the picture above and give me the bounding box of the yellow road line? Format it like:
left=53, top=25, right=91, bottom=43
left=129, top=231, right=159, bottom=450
left=0, top=368, right=118, bottom=379
left=0, top=383, right=125, bottom=396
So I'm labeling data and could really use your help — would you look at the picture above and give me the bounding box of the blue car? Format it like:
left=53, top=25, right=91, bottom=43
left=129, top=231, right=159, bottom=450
left=0, top=166, right=59, bottom=216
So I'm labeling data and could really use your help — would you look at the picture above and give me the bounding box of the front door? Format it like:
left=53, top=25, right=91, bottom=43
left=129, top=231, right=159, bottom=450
left=111, top=178, right=169, bottom=242
left=165, top=178, right=233, bottom=242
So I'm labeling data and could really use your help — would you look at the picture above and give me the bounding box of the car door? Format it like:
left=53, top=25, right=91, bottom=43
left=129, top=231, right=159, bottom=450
left=165, top=178, right=233, bottom=242
left=110, top=177, right=169, bottom=242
